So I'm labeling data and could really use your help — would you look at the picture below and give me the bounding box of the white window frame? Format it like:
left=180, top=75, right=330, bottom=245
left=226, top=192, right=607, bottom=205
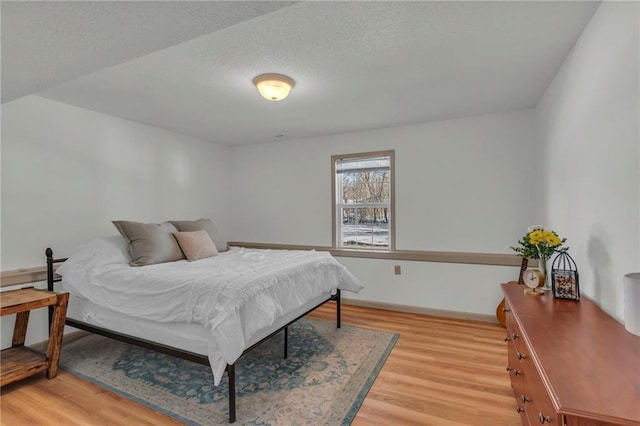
left=331, top=150, right=395, bottom=251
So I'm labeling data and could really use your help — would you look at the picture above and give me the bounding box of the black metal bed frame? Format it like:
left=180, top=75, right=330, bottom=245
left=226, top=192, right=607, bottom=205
left=46, top=247, right=341, bottom=423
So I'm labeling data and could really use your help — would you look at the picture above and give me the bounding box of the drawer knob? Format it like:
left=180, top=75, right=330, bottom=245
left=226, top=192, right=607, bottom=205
left=521, top=395, right=530, bottom=403
left=516, top=406, right=525, bottom=413
left=538, top=412, right=551, bottom=424
left=506, top=366, right=522, bottom=376
left=503, top=307, right=511, bottom=313
left=504, top=336, right=511, bottom=342
left=517, top=352, right=526, bottom=360
left=511, top=333, right=520, bottom=340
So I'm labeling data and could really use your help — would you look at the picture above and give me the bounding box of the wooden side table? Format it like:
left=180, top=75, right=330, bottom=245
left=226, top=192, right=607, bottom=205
left=1, top=288, right=69, bottom=387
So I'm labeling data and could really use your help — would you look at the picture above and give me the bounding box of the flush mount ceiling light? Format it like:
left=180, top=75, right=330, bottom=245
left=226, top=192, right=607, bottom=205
left=252, top=73, right=295, bottom=101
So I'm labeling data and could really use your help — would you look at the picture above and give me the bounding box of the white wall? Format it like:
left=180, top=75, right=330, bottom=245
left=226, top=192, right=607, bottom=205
left=230, top=109, right=540, bottom=315
left=1, top=95, right=231, bottom=346
left=1, top=96, right=231, bottom=270
left=537, top=1, right=639, bottom=321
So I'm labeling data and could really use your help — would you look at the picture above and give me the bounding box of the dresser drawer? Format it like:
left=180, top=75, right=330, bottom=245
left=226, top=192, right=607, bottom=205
left=521, top=357, right=559, bottom=425
left=504, top=301, right=528, bottom=424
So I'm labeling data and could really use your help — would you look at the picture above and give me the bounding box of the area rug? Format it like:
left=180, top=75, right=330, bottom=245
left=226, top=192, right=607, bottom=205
left=60, top=318, right=398, bottom=425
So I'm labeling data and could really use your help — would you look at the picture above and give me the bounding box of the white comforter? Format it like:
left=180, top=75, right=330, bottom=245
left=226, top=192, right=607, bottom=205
left=57, top=237, right=364, bottom=384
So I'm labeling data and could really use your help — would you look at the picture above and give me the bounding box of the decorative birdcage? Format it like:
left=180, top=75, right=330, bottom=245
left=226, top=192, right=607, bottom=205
left=551, top=250, right=580, bottom=300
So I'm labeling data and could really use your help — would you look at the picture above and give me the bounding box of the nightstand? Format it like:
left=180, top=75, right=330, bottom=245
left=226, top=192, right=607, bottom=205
left=1, top=288, right=69, bottom=386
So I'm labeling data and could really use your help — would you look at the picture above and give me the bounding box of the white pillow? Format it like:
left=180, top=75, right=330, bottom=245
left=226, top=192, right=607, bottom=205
left=56, top=236, right=130, bottom=277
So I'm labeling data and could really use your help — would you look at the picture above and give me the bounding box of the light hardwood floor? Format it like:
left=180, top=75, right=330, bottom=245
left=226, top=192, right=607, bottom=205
left=1, top=304, right=520, bottom=425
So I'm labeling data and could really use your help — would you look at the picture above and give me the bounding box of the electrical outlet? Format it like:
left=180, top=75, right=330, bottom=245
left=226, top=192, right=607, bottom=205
left=394, top=265, right=401, bottom=275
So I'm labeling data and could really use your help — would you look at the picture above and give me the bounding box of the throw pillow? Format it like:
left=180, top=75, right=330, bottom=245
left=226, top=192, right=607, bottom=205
left=112, top=220, right=185, bottom=266
left=173, top=230, right=219, bottom=261
left=170, top=218, right=229, bottom=252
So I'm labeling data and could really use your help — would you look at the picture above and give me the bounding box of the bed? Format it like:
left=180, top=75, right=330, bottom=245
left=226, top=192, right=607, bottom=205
left=46, top=231, right=364, bottom=423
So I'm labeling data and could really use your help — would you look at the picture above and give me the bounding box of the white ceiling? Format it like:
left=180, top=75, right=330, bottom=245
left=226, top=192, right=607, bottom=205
left=2, top=1, right=600, bottom=146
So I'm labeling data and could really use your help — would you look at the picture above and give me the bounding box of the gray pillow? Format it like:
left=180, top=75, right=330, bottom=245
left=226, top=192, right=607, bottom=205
left=112, top=220, right=185, bottom=266
left=170, top=218, right=229, bottom=252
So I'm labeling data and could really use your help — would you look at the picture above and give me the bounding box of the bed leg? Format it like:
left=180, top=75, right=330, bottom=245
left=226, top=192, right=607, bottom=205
left=228, top=364, right=236, bottom=423
left=284, top=326, right=288, bottom=359
left=336, top=289, right=341, bottom=329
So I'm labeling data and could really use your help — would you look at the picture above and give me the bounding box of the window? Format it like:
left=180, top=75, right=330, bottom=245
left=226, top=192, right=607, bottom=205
left=332, top=150, right=395, bottom=250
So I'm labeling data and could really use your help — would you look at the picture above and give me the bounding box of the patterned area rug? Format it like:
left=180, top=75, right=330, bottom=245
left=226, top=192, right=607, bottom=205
left=60, top=318, right=398, bottom=425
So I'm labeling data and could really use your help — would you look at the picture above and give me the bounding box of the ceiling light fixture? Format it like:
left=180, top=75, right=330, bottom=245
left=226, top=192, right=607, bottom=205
left=253, top=73, right=295, bottom=101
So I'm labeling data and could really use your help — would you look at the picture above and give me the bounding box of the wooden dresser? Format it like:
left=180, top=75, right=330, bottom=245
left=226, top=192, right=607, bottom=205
left=501, top=281, right=639, bottom=426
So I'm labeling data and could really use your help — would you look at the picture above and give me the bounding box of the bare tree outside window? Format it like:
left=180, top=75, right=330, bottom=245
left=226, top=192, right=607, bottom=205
left=332, top=151, right=395, bottom=250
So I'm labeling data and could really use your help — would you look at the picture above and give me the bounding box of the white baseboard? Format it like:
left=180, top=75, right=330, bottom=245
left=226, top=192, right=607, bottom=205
left=342, top=298, right=498, bottom=324
left=28, top=330, right=88, bottom=352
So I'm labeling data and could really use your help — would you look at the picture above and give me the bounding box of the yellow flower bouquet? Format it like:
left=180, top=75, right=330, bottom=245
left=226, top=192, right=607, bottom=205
left=511, top=225, right=566, bottom=260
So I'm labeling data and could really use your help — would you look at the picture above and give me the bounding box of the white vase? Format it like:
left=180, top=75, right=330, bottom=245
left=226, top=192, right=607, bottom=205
left=539, top=256, right=550, bottom=290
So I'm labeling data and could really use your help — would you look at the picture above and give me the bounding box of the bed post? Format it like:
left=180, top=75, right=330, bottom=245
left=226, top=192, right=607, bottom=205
left=228, top=364, right=236, bottom=423
left=46, top=248, right=55, bottom=332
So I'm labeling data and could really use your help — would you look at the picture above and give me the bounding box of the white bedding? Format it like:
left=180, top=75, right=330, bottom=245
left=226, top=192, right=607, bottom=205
left=57, top=237, right=364, bottom=384
left=66, top=291, right=334, bottom=359
left=66, top=294, right=212, bottom=356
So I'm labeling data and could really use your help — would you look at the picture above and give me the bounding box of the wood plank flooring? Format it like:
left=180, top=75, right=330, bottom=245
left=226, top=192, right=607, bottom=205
left=0, top=304, right=520, bottom=425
